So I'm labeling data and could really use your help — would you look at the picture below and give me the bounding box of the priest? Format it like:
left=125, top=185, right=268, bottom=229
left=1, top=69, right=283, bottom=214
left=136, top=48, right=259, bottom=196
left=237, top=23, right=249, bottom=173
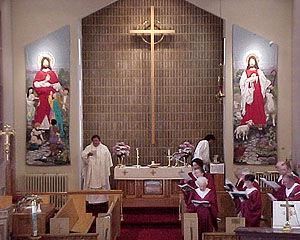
left=82, top=135, right=113, bottom=204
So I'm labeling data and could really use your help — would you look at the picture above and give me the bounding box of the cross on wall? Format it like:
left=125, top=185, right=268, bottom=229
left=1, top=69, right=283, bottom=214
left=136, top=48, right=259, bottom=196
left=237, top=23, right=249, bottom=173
left=130, top=6, right=175, bottom=144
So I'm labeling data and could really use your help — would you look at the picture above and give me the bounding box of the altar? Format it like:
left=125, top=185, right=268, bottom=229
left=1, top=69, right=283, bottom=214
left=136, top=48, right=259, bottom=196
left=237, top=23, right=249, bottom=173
left=114, top=166, right=192, bottom=207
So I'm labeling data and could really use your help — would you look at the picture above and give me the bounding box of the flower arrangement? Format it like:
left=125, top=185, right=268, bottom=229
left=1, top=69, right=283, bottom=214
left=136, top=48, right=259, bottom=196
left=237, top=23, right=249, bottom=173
left=178, top=141, right=195, bottom=158
left=112, top=142, right=130, bottom=157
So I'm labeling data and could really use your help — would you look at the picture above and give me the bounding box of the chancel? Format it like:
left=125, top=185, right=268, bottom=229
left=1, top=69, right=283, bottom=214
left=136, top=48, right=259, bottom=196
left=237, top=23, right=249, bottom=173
left=1, top=0, right=300, bottom=240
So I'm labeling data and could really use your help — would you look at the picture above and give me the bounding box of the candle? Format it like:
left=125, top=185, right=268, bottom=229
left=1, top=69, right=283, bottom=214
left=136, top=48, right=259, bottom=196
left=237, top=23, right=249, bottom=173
left=31, top=201, right=38, bottom=237
left=168, top=149, right=171, bottom=156
left=136, top=148, right=139, bottom=157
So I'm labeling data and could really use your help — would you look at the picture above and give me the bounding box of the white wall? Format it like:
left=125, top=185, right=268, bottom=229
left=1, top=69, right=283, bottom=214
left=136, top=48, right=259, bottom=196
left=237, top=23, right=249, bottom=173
left=10, top=0, right=293, bottom=190
left=292, top=0, right=300, bottom=173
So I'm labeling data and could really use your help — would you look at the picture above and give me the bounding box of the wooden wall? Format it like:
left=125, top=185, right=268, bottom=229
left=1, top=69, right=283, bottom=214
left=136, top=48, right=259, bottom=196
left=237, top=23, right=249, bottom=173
left=82, top=0, right=223, bottom=165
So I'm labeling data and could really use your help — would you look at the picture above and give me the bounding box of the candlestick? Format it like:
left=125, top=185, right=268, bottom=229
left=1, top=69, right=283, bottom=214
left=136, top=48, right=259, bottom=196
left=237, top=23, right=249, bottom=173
left=136, top=148, right=140, bottom=168
left=167, top=149, right=172, bottom=167
left=31, top=200, right=38, bottom=237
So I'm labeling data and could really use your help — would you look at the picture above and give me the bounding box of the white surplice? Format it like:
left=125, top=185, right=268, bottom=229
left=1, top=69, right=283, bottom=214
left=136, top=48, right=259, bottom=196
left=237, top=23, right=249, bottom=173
left=82, top=142, right=113, bottom=203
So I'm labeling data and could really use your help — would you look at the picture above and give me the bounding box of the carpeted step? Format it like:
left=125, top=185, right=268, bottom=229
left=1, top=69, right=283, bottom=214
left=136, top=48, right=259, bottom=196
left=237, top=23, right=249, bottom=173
left=122, top=207, right=180, bottom=224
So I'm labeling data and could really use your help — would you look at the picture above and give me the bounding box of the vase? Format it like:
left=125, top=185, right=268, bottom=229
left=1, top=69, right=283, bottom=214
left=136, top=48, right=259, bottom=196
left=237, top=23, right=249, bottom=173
left=117, top=155, right=125, bottom=168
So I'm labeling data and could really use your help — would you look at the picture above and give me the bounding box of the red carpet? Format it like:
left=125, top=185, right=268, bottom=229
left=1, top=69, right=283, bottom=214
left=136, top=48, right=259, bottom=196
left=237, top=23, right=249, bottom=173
left=117, top=207, right=183, bottom=240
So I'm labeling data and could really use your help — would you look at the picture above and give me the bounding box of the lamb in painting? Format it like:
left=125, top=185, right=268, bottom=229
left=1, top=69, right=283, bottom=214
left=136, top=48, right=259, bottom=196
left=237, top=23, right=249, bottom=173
left=264, top=91, right=276, bottom=126
left=234, top=120, right=253, bottom=141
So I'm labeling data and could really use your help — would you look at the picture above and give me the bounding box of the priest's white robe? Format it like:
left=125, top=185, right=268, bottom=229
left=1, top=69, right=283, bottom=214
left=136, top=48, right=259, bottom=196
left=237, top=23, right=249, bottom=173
left=82, top=142, right=113, bottom=203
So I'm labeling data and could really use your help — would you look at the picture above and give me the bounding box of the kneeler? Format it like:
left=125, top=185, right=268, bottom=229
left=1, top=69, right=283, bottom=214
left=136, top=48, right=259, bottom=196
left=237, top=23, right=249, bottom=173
left=184, top=212, right=198, bottom=240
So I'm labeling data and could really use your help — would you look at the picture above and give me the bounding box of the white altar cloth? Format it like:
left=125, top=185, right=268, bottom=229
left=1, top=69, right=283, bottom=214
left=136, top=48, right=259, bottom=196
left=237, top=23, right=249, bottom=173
left=114, top=166, right=192, bottom=180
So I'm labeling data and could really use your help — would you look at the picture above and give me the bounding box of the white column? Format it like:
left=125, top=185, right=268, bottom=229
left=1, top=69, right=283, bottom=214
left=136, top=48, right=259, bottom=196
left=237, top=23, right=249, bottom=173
left=0, top=0, right=14, bottom=194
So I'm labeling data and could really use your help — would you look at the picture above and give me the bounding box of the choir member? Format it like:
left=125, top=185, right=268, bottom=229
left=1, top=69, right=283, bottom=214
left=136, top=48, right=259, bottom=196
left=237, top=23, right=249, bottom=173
left=186, top=177, right=218, bottom=240
left=234, top=167, right=244, bottom=191
left=273, top=161, right=300, bottom=199
left=240, top=174, right=262, bottom=227
left=183, top=166, right=217, bottom=207
left=240, top=168, right=260, bottom=191
left=280, top=173, right=300, bottom=200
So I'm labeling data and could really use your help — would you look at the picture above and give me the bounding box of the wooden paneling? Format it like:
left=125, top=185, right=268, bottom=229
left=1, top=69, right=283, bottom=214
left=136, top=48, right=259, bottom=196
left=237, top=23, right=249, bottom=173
left=82, top=0, right=224, bottom=166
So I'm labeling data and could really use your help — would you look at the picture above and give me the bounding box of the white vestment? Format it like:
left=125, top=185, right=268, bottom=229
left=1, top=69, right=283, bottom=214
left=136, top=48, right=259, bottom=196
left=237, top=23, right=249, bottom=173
left=193, top=140, right=210, bottom=164
left=82, top=143, right=113, bottom=204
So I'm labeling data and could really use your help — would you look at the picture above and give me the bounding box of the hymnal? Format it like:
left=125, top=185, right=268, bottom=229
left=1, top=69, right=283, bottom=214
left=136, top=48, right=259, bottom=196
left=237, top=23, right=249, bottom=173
left=178, top=172, right=192, bottom=181
left=260, top=177, right=280, bottom=189
left=191, top=200, right=210, bottom=205
left=178, top=184, right=195, bottom=192
left=267, top=193, right=277, bottom=201
left=224, top=179, right=237, bottom=192
left=228, top=191, right=248, bottom=200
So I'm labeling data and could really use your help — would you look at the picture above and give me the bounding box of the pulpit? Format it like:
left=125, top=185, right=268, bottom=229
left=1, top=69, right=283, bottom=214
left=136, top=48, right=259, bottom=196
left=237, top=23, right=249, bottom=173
left=114, top=166, right=191, bottom=207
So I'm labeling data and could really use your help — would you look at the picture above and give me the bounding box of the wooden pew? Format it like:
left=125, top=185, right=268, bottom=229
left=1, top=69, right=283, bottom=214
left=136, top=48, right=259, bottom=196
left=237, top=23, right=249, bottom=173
left=54, top=195, right=95, bottom=233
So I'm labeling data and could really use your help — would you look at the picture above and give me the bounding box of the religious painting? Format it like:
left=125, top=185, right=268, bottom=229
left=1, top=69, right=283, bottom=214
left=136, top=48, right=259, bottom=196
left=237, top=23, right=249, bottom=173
left=25, top=25, right=70, bottom=166
left=233, top=25, right=278, bottom=165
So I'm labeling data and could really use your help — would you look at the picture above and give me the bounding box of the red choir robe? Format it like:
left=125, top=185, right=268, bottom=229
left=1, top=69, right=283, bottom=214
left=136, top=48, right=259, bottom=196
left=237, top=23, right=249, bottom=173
left=182, top=172, right=217, bottom=209
left=186, top=187, right=218, bottom=239
left=273, top=173, right=300, bottom=200
left=240, top=187, right=262, bottom=227
left=233, top=178, right=260, bottom=215
left=282, top=183, right=300, bottom=201
left=235, top=178, right=244, bottom=191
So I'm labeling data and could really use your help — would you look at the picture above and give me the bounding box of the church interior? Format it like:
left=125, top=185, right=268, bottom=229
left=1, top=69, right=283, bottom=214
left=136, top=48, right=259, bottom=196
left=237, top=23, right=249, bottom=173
left=1, top=0, right=300, bottom=239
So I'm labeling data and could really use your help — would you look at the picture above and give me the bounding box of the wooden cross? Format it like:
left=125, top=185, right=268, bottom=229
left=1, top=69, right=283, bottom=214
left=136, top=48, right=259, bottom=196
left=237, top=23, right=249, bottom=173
left=130, top=6, right=175, bottom=144
left=122, top=170, right=129, bottom=176
left=280, top=200, right=294, bottom=222
left=150, top=169, right=157, bottom=176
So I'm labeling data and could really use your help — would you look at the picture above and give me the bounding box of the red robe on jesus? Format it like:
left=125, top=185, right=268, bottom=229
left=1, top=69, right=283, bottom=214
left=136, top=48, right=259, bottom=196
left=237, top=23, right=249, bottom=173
left=33, top=69, right=61, bottom=128
left=186, top=188, right=218, bottom=239
left=240, top=68, right=271, bottom=126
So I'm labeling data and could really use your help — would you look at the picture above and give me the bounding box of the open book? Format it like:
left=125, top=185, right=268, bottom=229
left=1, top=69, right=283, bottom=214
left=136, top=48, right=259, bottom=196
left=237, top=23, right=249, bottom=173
left=260, top=177, right=281, bottom=189
left=228, top=191, right=248, bottom=200
left=178, top=184, right=195, bottom=192
left=267, top=193, right=277, bottom=201
left=224, top=179, right=237, bottom=192
left=191, top=200, right=210, bottom=205
left=178, top=172, right=192, bottom=181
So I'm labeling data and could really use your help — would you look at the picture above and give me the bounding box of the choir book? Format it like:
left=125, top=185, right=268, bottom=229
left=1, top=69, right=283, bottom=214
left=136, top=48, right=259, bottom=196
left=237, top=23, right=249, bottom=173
left=228, top=191, right=248, bottom=200
left=191, top=200, right=210, bottom=205
left=260, top=177, right=280, bottom=189
left=178, top=184, right=195, bottom=192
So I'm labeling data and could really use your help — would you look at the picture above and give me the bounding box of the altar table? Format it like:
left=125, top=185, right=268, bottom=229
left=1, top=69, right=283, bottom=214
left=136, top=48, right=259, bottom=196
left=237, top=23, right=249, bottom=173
left=114, top=166, right=191, bottom=207
left=235, top=227, right=300, bottom=240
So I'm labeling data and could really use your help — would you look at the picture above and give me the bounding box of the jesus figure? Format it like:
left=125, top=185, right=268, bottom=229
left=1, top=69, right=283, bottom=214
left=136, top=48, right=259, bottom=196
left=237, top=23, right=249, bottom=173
left=239, top=55, right=271, bottom=129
